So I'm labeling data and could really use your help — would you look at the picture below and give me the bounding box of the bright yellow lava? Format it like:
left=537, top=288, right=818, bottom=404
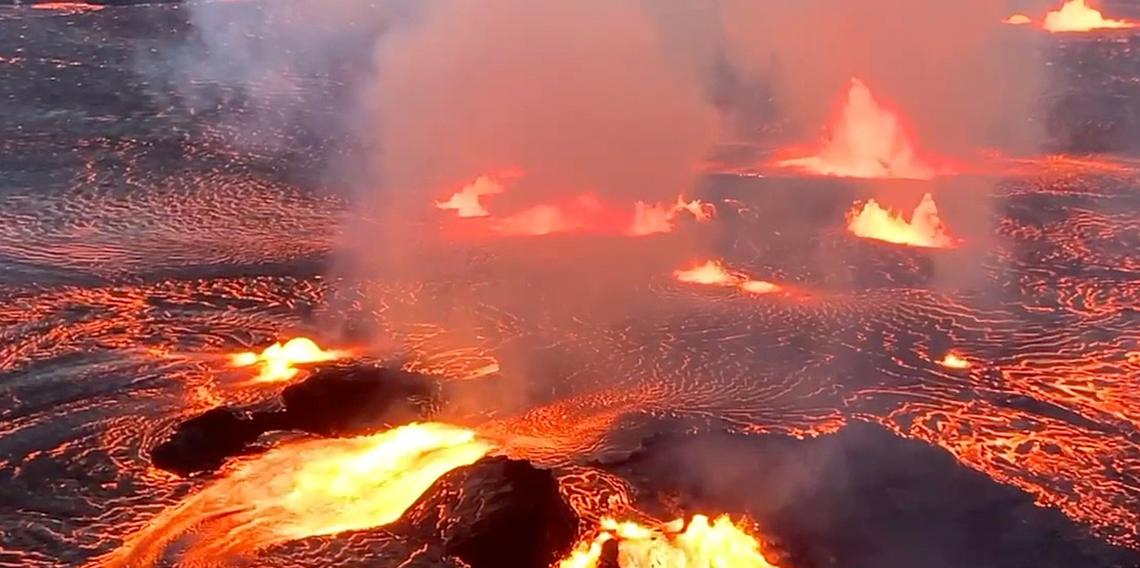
left=230, top=337, right=343, bottom=383
left=559, top=514, right=781, bottom=568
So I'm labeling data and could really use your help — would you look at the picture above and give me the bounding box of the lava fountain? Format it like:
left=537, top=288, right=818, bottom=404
left=846, top=193, right=959, bottom=248
left=91, top=423, right=493, bottom=568
left=436, top=174, right=510, bottom=218
left=777, top=78, right=946, bottom=180
left=559, top=515, right=780, bottom=568
left=1043, top=0, right=1137, bottom=32
left=230, top=337, right=344, bottom=383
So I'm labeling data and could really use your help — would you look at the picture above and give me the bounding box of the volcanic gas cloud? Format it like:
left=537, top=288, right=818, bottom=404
left=1043, top=0, right=1138, bottom=32
left=559, top=515, right=780, bottom=568
left=777, top=79, right=947, bottom=180
left=846, top=193, right=958, bottom=248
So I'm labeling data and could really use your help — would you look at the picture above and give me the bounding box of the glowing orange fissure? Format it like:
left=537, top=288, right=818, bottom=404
left=777, top=78, right=948, bottom=180
left=436, top=171, right=713, bottom=237
left=674, top=260, right=782, bottom=295
left=846, top=193, right=959, bottom=248
left=559, top=514, right=781, bottom=568
left=1042, top=0, right=1137, bottom=32
left=92, top=423, right=493, bottom=567
left=230, top=337, right=344, bottom=383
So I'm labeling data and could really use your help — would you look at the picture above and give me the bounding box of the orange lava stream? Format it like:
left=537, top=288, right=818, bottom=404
left=229, top=337, right=344, bottom=383
left=674, top=260, right=783, bottom=295
left=90, top=423, right=493, bottom=568
left=777, top=78, right=946, bottom=180
left=1003, top=14, right=1033, bottom=25
left=559, top=515, right=780, bottom=568
left=846, top=193, right=958, bottom=248
left=1043, top=0, right=1137, bottom=32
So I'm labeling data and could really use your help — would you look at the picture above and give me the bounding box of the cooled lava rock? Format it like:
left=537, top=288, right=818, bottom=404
left=151, top=363, right=443, bottom=476
left=150, top=407, right=263, bottom=476
left=281, top=363, right=441, bottom=436
left=396, top=456, right=580, bottom=568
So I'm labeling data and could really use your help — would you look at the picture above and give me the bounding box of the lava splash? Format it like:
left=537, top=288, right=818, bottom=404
left=777, top=78, right=946, bottom=180
left=559, top=515, right=780, bottom=568
left=1003, top=14, right=1033, bottom=25
left=1043, top=0, right=1137, bottom=32
left=846, top=193, right=958, bottom=248
left=674, top=260, right=783, bottom=295
left=92, top=423, right=493, bottom=567
left=230, top=337, right=344, bottom=383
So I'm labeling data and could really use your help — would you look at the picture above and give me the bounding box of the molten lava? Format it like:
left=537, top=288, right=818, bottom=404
left=1043, top=0, right=1137, bottom=32
left=93, top=423, right=493, bottom=567
left=31, top=2, right=105, bottom=11
left=740, top=279, right=782, bottom=295
left=674, top=261, right=784, bottom=295
left=1003, top=14, right=1033, bottom=25
left=777, top=79, right=945, bottom=180
left=436, top=174, right=508, bottom=218
left=846, top=193, right=958, bottom=248
left=559, top=515, right=780, bottom=568
left=230, top=337, right=343, bottom=383
left=938, top=352, right=972, bottom=369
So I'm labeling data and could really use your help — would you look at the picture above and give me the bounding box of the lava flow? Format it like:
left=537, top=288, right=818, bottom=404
left=846, top=193, right=958, bottom=248
left=1003, top=14, right=1033, bottom=25
left=92, top=423, right=493, bottom=568
left=776, top=78, right=946, bottom=180
left=1043, top=0, right=1137, bottom=32
left=559, top=515, right=780, bottom=568
left=674, top=260, right=783, bottom=295
left=230, top=337, right=344, bottom=383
